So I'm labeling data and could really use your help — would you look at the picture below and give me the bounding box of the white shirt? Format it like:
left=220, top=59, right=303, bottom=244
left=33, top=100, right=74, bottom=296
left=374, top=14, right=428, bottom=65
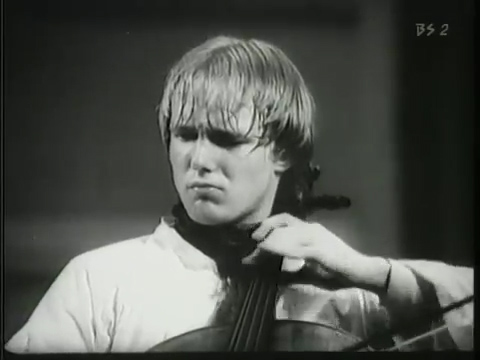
left=5, top=219, right=473, bottom=352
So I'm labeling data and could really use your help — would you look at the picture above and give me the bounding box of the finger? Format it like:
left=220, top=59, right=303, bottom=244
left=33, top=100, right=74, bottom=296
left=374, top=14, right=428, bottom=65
left=305, top=261, right=336, bottom=279
left=251, top=213, right=300, bottom=241
left=241, top=248, right=262, bottom=265
left=257, top=227, right=312, bottom=259
left=251, top=213, right=292, bottom=241
left=281, top=257, right=305, bottom=273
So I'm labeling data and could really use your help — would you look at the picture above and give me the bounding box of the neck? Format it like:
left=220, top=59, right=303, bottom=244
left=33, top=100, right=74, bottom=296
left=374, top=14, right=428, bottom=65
left=171, top=203, right=262, bottom=276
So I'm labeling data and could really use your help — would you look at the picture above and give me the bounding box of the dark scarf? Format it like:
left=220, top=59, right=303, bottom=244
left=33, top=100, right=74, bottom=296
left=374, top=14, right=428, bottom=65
left=171, top=203, right=264, bottom=277
left=169, top=186, right=352, bottom=325
left=171, top=203, right=282, bottom=325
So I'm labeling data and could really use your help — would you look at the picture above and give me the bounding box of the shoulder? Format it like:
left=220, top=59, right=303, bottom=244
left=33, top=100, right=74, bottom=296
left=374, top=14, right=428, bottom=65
left=64, top=220, right=186, bottom=286
left=70, top=234, right=156, bottom=271
left=64, top=218, right=216, bottom=287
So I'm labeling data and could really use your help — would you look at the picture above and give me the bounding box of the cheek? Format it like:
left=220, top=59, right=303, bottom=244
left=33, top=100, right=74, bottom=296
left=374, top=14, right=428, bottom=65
left=169, top=140, right=188, bottom=164
left=168, top=143, right=189, bottom=181
left=249, top=149, right=271, bottom=171
left=232, top=152, right=272, bottom=182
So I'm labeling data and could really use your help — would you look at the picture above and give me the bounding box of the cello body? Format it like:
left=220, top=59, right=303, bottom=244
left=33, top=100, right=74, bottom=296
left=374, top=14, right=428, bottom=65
left=149, top=319, right=370, bottom=352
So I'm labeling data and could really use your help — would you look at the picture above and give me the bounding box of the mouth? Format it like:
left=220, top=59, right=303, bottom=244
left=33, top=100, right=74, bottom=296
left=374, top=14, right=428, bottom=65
left=187, top=182, right=222, bottom=192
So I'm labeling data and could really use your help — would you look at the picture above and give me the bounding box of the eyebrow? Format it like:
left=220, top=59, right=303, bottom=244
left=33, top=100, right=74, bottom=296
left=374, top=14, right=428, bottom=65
left=172, top=125, right=256, bottom=139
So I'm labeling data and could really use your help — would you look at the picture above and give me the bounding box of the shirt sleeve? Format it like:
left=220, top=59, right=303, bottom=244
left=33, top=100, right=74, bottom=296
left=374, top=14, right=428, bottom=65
left=394, top=260, right=473, bottom=350
left=4, top=257, right=107, bottom=353
left=362, top=260, right=473, bottom=351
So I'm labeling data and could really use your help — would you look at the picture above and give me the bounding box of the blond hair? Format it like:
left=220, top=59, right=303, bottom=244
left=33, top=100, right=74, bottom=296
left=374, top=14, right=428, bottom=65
left=157, top=35, right=316, bottom=165
left=157, top=35, right=321, bottom=216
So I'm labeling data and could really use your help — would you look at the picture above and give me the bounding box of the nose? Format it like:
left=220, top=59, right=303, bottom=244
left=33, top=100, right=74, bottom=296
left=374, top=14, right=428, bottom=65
left=190, top=137, right=215, bottom=173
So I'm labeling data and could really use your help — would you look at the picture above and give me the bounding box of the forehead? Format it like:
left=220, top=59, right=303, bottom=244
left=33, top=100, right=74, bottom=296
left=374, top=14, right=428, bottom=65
left=166, top=59, right=268, bottom=135
left=171, top=105, right=262, bottom=135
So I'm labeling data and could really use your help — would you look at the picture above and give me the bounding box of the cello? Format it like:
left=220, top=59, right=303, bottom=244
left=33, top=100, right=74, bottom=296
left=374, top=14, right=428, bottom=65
left=149, top=165, right=473, bottom=352
left=149, top=253, right=372, bottom=351
left=148, top=247, right=473, bottom=352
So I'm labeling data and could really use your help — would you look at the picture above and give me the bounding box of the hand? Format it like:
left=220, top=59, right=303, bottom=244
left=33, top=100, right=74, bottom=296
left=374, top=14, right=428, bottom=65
left=242, top=213, right=378, bottom=289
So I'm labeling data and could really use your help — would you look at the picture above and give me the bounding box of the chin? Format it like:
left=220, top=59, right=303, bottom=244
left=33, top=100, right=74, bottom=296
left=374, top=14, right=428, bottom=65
left=186, top=203, right=237, bottom=226
left=190, top=213, right=232, bottom=226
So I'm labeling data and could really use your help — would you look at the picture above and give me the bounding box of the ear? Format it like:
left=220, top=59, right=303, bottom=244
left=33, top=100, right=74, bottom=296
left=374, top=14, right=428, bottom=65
left=271, top=148, right=291, bottom=174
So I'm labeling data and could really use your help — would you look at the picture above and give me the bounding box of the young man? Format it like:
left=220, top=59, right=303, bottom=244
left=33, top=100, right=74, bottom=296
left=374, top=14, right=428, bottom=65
left=5, top=36, right=473, bottom=353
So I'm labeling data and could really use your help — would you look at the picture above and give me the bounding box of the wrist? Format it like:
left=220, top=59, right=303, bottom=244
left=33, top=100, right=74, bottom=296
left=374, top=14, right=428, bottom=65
left=354, top=256, right=392, bottom=294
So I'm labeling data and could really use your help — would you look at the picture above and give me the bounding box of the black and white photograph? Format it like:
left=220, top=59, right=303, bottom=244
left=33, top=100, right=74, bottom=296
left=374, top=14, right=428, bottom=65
left=3, top=0, right=474, bottom=354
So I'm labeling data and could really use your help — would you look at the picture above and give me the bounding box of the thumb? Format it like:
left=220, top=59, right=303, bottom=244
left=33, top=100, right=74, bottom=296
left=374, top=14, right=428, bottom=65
left=281, top=257, right=306, bottom=273
left=241, top=248, right=262, bottom=265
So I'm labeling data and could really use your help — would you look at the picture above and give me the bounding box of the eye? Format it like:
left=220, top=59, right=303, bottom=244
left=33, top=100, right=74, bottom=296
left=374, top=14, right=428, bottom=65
left=208, top=130, right=246, bottom=148
left=173, top=127, right=198, bottom=142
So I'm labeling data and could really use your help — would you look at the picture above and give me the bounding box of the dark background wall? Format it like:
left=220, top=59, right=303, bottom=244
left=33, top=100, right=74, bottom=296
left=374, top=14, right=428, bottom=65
left=396, top=0, right=474, bottom=264
left=3, top=0, right=474, bottom=342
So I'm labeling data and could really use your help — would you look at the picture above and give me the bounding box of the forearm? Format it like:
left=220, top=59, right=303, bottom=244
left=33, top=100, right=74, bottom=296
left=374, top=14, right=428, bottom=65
left=301, top=220, right=473, bottom=349
left=354, top=257, right=435, bottom=326
left=354, top=257, right=475, bottom=350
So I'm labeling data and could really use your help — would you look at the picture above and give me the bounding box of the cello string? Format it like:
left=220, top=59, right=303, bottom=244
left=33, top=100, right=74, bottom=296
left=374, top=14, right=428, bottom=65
left=228, top=278, right=259, bottom=351
left=228, top=278, right=254, bottom=351
left=243, top=278, right=269, bottom=350
left=254, top=280, right=278, bottom=351
left=233, top=257, right=283, bottom=351
left=253, top=258, right=283, bottom=351
left=230, top=278, right=260, bottom=350
left=231, top=277, right=269, bottom=351
left=342, top=294, right=474, bottom=351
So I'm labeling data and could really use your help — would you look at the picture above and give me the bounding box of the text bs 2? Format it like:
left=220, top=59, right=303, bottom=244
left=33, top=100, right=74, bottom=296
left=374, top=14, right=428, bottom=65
left=416, top=23, right=449, bottom=36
